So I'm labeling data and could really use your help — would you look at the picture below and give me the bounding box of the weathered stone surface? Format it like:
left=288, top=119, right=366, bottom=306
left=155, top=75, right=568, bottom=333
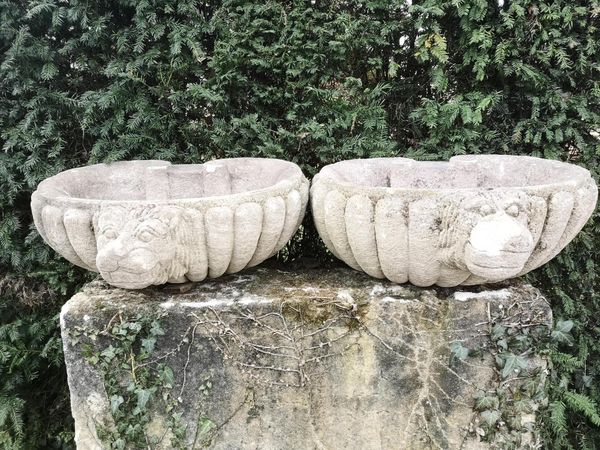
left=31, top=158, right=309, bottom=289
left=61, top=268, right=552, bottom=450
left=311, top=155, right=597, bottom=286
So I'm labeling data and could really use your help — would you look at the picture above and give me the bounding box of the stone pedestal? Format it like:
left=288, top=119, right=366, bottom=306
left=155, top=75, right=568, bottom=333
left=60, top=268, right=552, bottom=450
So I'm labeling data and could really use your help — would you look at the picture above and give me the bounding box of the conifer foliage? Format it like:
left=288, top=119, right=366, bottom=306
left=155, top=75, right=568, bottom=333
left=0, top=0, right=598, bottom=448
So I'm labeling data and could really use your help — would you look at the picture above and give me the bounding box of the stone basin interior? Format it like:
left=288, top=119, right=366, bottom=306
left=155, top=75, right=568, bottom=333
left=39, top=159, right=300, bottom=201
left=320, top=155, right=586, bottom=190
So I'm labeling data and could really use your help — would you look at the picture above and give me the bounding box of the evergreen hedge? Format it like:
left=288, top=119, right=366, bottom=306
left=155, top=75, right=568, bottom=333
left=0, top=0, right=598, bottom=448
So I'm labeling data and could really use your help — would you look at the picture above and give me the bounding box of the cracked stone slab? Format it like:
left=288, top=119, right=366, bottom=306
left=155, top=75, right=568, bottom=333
left=60, top=267, right=552, bottom=450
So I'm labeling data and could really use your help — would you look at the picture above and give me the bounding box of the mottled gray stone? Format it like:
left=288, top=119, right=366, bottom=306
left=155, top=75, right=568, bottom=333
left=60, top=268, right=552, bottom=450
left=32, top=158, right=308, bottom=289
left=312, top=155, right=597, bottom=286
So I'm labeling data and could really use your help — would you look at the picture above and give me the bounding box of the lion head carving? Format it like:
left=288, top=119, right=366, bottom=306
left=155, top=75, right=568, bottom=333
left=94, top=205, right=204, bottom=289
left=438, top=191, right=536, bottom=281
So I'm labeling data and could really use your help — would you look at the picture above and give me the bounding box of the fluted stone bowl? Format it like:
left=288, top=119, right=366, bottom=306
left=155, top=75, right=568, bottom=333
left=32, top=158, right=309, bottom=289
left=311, top=155, right=597, bottom=287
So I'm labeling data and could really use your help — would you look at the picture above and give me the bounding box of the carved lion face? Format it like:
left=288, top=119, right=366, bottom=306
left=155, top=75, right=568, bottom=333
left=94, top=205, right=186, bottom=289
left=440, top=191, right=535, bottom=281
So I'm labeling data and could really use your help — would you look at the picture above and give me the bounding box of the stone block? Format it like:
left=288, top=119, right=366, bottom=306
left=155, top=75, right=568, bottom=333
left=60, top=268, right=552, bottom=449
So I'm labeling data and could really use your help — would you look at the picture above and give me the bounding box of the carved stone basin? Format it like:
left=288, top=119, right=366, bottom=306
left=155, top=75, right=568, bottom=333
left=31, top=158, right=309, bottom=289
left=311, top=155, right=597, bottom=286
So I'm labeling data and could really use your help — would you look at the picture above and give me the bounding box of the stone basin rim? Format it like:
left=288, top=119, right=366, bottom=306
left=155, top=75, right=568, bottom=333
left=315, top=155, right=593, bottom=194
left=34, top=157, right=306, bottom=206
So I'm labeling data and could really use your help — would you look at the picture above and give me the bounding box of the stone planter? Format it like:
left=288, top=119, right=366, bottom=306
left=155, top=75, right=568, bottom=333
left=31, top=158, right=308, bottom=289
left=311, top=155, right=597, bottom=286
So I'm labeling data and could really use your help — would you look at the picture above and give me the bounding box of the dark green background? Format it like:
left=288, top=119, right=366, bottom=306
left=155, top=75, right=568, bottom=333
left=0, top=0, right=598, bottom=448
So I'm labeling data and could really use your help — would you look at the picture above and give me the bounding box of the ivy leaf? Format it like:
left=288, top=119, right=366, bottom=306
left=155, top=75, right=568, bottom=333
left=161, top=366, right=174, bottom=388
left=500, top=353, right=528, bottom=379
left=141, top=337, right=156, bottom=356
left=101, top=345, right=117, bottom=362
left=491, top=324, right=506, bottom=341
left=481, top=409, right=501, bottom=426
left=551, top=320, right=574, bottom=346
left=110, top=395, right=124, bottom=415
left=150, top=320, right=165, bottom=337
left=134, top=388, right=154, bottom=414
left=449, top=341, right=470, bottom=366
left=514, top=399, right=533, bottom=414
left=475, top=395, right=500, bottom=411
left=197, top=417, right=216, bottom=436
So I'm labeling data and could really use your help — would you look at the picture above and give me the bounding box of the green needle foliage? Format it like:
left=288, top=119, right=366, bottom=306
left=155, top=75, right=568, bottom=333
left=0, top=0, right=598, bottom=448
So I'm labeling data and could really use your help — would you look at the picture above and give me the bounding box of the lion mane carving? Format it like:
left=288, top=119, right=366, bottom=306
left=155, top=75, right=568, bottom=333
left=437, top=190, right=537, bottom=282
left=94, top=205, right=206, bottom=289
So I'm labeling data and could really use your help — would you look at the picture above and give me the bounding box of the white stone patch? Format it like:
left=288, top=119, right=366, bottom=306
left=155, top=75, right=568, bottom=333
left=381, top=296, right=414, bottom=304
left=237, top=295, right=271, bottom=306
left=160, top=299, right=233, bottom=309
left=225, top=288, right=242, bottom=297
left=281, top=286, right=322, bottom=293
left=370, top=284, right=386, bottom=296
left=469, top=215, right=525, bottom=256
left=302, top=286, right=321, bottom=294
left=454, top=289, right=512, bottom=302
left=284, top=286, right=323, bottom=294
left=232, top=275, right=256, bottom=284
left=336, top=290, right=354, bottom=302
left=160, top=295, right=271, bottom=309
left=160, top=301, right=175, bottom=309
left=86, top=392, right=108, bottom=416
left=59, top=312, right=67, bottom=330
left=370, top=284, right=410, bottom=297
